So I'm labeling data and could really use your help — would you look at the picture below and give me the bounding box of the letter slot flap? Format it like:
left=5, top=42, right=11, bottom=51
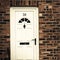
left=20, top=42, right=29, bottom=45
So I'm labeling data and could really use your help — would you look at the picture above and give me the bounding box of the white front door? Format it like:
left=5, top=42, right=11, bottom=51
left=10, top=7, right=39, bottom=60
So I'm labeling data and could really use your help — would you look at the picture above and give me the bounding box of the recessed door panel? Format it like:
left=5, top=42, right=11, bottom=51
left=10, top=7, right=39, bottom=60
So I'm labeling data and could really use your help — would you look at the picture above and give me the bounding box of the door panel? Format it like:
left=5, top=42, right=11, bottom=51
left=10, top=7, right=39, bottom=60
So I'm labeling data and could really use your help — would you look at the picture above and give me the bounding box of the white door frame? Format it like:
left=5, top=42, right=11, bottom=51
left=10, top=7, right=39, bottom=60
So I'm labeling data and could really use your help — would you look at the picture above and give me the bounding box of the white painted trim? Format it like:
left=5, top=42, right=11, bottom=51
left=10, top=7, right=39, bottom=60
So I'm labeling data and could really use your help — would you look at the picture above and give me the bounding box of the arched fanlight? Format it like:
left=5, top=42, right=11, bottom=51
left=19, top=18, right=30, bottom=29
left=19, top=18, right=30, bottom=23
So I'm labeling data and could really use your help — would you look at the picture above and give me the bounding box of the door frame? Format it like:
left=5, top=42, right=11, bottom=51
left=10, top=7, right=39, bottom=60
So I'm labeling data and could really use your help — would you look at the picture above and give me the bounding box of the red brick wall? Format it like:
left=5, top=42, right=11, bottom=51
left=0, top=0, right=60, bottom=60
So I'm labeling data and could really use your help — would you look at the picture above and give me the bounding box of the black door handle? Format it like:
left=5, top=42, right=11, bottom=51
left=35, top=38, right=36, bottom=45
left=32, top=38, right=36, bottom=45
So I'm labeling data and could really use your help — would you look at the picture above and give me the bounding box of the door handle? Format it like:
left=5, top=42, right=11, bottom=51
left=32, top=38, right=36, bottom=45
